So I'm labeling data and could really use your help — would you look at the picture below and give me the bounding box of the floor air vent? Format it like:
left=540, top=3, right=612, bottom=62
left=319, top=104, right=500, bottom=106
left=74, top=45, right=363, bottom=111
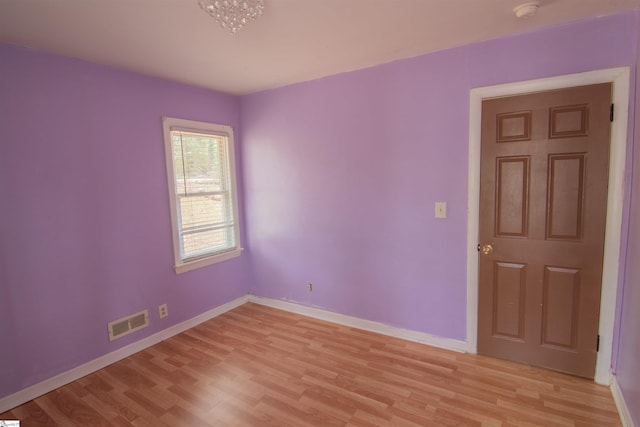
left=108, top=309, right=149, bottom=341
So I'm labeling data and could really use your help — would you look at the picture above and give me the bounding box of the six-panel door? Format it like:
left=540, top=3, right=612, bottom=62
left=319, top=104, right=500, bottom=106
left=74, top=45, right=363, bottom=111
left=478, top=83, right=612, bottom=378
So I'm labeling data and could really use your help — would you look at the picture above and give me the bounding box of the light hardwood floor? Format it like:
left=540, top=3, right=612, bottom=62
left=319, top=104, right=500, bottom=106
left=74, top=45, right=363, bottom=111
left=1, top=303, right=621, bottom=426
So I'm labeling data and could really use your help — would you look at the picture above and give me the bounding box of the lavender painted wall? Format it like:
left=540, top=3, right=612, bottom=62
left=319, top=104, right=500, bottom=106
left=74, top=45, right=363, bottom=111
left=615, top=10, right=640, bottom=424
left=0, top=43, right=250, bottom=399
left=241, top=12, right=638, bottom=342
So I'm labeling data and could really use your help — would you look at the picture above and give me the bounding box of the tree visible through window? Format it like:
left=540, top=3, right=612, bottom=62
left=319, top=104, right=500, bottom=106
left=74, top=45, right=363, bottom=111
left=162, top=117, right=241, bottom=273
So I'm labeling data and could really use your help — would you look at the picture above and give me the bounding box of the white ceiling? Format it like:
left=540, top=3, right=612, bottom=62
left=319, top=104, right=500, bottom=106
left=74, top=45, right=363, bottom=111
left=1, top=0, right=638, bottom=95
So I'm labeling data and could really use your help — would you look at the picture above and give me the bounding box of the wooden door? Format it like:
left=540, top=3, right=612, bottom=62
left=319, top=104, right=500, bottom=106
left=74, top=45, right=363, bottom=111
left=477, top=83, right=612, bottom=378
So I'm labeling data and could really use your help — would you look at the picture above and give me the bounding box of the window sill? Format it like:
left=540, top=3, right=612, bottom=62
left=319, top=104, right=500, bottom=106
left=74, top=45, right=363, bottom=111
left=174, top=247, right=243, bottom=274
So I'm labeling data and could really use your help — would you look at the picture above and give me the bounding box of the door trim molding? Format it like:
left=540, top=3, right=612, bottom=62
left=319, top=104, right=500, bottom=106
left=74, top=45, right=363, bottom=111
left=466, top=67, right=630, bottom=385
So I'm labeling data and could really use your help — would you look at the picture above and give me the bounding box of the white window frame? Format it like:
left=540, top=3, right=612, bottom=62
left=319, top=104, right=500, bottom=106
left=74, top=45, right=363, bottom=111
left=162, top=116, right=242, bottom=274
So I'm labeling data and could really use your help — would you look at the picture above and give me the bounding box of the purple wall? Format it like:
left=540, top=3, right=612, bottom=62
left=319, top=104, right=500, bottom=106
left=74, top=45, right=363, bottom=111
left=615, top=10, right=640, bottom=424
left=241, top=12, right=638, bottom=341
left=0, top=43, right=250, bottom=399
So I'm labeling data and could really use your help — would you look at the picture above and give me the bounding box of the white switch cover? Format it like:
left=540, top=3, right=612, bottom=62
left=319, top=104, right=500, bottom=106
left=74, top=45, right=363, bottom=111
left=435, top=202, right=447, bottom=219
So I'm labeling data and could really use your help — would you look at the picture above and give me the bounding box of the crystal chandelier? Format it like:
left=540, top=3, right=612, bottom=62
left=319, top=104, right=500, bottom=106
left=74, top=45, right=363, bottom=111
left=199, top=0, right=265, bottom=34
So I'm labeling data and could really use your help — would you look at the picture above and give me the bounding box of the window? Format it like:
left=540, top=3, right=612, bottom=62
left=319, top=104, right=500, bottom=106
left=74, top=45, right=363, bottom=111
left=162, top=117, right=242, bottom=273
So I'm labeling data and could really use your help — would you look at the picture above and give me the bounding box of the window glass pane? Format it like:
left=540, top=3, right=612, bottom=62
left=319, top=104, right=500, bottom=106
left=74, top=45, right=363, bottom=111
left=178, top=195, right=235, bottom=258
left=172, top=133, right=228, bottom=196
left=182, top=225, right=234, bottom=259
left=171, top=130, right=235, bottom=260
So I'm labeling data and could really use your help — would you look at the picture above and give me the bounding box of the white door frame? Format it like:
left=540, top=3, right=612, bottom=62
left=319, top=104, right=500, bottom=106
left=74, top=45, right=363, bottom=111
left=466, top=67, right=630, bottom=385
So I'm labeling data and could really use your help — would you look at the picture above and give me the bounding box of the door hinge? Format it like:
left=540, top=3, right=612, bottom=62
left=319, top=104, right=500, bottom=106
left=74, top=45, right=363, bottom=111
left=610, top=104, right=614, bottom=122
left=477, top=244, right=481, bottom=252
left=597, top=334, right=600, bottom=352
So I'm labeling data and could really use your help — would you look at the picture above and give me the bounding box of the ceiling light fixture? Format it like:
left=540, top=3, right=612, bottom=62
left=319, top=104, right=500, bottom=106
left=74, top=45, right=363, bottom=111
left=199, top=0, right=265, bottom=34
left=513, top=1, right=540, bottom=18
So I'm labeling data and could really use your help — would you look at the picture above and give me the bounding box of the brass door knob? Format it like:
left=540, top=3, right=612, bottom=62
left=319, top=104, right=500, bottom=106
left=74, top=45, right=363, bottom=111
left=481, top=244, right=493, bottom=255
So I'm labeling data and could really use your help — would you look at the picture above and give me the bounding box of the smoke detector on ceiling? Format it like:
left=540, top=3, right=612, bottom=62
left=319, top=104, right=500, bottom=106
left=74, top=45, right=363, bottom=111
left=514, top=1, right=540, bottom=18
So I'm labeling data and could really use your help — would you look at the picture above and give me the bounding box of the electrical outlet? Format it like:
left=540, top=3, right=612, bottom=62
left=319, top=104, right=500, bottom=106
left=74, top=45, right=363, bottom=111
left=159, top=304, right=168, bottom=318
left=306, top=283, right=313, bottom=292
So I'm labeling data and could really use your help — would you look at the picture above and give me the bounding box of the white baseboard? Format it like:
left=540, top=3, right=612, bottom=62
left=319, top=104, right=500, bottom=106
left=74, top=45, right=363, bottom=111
left=0, top=294, right=250, bottom=414
left=611, top=375, right=636, bottom=427
left=247, top=295, right=467, bottom=353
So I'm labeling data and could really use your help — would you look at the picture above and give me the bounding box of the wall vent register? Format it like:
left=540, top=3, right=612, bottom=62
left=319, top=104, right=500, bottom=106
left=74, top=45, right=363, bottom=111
left=107, top=310, right=149, bottom=341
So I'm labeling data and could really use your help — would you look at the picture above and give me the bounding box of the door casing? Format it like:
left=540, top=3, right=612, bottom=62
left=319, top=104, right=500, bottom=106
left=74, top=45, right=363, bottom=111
left=466, top=67, right=630, bottom=385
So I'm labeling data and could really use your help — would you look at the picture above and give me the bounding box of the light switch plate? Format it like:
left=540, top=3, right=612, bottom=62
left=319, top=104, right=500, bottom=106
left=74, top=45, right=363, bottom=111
left=435, top=202, right=447, bottom=219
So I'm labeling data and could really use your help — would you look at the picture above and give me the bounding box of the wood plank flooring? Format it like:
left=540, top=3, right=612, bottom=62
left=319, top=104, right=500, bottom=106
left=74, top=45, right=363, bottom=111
left=1, top=303, right=621, bottom=426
